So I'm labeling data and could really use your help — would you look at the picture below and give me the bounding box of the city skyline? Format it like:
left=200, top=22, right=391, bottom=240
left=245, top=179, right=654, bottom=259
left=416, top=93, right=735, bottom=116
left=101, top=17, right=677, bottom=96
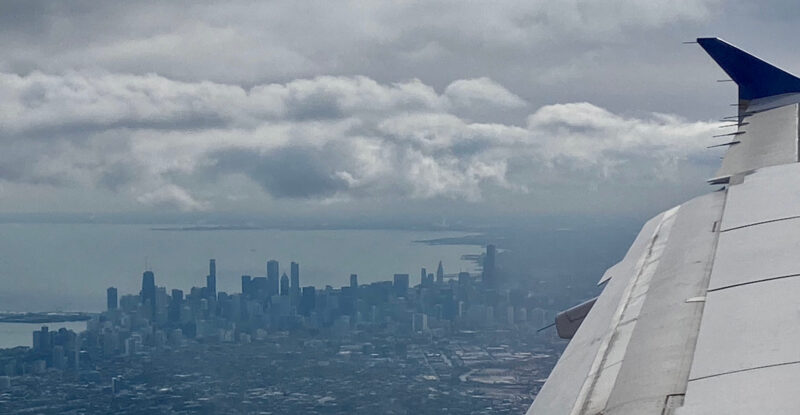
left=0, top=240, right=561, bottom=413
left=112, top=250, right=497, bottom=319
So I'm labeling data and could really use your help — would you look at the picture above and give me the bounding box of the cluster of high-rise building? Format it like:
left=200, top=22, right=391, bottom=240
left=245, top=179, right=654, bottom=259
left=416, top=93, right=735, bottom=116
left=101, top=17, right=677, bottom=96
left=0, top=241, right=563, bottom=409
left=0, top=326, right=82, bottom=377
left=4, top=244, right=545, bottom=374
left=84, top=244, right=544, bottom=355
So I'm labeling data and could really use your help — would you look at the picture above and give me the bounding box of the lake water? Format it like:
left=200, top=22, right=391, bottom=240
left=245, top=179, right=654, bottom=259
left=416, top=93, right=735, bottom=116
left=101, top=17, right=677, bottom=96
left=0, top=321, right=88, bottom=349
left=0, top=223, right=482, bottom=313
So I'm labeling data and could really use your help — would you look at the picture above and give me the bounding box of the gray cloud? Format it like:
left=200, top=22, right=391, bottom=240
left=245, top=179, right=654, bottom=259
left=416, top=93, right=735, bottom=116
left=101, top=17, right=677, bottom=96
left=0, top=0, right=744, bottom=118
left=135, top=184, right=208, bottom=212
left=97, top=162, right=139, bottom=192
left=2, top=0, right=776, bottom=217
left=212, top=146, right=350, bottom=199
left=0, top=70, right=721, bottom=213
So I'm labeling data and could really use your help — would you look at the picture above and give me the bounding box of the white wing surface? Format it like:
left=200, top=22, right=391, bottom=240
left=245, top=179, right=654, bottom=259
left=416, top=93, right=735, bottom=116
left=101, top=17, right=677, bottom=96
left=528, top=38, right=800, bottom=415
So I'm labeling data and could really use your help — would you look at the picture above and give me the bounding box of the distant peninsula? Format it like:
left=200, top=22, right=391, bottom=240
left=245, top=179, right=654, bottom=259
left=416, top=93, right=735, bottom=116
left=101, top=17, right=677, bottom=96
left=0, top=312, right=94, bottom=324
left=151, top=225, right=263, bottom=231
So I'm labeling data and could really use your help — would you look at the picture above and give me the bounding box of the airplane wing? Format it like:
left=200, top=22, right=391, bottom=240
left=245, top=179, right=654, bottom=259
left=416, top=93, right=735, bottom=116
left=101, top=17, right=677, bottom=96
left=527, top=38, right=800, bottom=415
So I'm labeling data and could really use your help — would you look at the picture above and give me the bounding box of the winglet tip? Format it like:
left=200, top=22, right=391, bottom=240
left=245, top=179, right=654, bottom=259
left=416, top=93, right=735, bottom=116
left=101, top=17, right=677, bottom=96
left=696, top=36, right=722, bottom=43
left=695, top=37, right=800, bottom=100
left=696, top=37, right=732, bottom=53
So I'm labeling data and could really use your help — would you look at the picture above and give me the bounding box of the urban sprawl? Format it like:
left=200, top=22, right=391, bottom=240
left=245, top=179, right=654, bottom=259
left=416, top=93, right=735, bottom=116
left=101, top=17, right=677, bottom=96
left=0, top=245, right=567, bottom=414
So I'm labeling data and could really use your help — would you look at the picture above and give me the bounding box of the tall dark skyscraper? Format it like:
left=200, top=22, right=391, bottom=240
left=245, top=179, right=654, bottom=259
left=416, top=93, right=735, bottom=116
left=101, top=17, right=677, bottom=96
left=251, top=277, right=268, bottom=299
left=393, top=274, right=409, bottom=297
left=290, top=262, right=300, bottom=298
left=436, top=261, right=444, bottom=284
left=350, top=273, right=358, bottom=289
left=207, top=259, right=217, bottom=299
left=169, top=289, right=183, bottom=322
left=280, top=273, right=290, bottom=296
left=483, top=244, right=496, bottom=287
left=267, top=260, right=279, bottom=297
left=141, top=270, right=156, bottom=319
left=107, top=287, right=118, bottom=311
left=241, top=275, right=252, bottom=297
left=300, top=286, right=316, bottom=316
left=420, top=267, right=427, bottom=287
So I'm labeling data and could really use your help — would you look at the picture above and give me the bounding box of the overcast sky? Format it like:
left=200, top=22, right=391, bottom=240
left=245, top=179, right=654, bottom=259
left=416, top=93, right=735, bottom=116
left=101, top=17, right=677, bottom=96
left=1, top=0, right=798, bottom=224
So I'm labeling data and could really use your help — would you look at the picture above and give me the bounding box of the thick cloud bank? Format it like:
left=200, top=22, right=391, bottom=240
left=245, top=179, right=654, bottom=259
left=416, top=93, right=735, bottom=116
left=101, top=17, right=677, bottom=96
left=0, top=71, right=719, bottom=212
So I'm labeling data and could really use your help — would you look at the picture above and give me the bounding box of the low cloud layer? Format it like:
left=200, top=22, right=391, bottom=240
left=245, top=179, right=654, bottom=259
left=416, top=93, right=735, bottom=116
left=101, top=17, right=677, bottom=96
left=0, top=71, right=720, bottom=214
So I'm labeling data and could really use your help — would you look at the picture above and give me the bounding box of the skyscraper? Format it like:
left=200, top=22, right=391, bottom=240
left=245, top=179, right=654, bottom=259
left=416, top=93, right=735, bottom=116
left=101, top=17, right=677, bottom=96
left=483, top=244, right=496, bottom=287
left=141, top=271, right=156, bottom=319
left=169, top=289, right=183, bottom=322
left=241, top=275, right=252, bottom=297
left=290, top=262, right=300, bottom=298
left=436, top=261, right=444, bottom=284
left=420, top=267, right=427, bottom=287
left=107, top=287, right=118, bottom=311
left=280, top=273, right=290, bottom=296
left=207, top=259, right=217, bottom=299
left=251, top=277, right=268, bottom=300
left=267, top=260, right=279, bottom=297
left=393, top=274, right=409, bottom=297
left=350, top=273, right=358, bottom=289
left=300, top=286, right=316, bottom=316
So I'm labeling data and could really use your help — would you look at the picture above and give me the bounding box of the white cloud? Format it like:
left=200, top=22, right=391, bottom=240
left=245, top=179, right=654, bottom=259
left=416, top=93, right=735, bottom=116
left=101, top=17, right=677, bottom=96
left=528, top=102, right=714, bottom=164
left=445, top=78, right=527, bottom=109
left=0, top=71, right=721, bottom=213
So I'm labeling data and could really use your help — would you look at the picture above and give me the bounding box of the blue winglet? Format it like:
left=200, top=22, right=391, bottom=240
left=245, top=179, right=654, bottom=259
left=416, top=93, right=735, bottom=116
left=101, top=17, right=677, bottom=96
left=697, top=37, right=800, bottom=100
